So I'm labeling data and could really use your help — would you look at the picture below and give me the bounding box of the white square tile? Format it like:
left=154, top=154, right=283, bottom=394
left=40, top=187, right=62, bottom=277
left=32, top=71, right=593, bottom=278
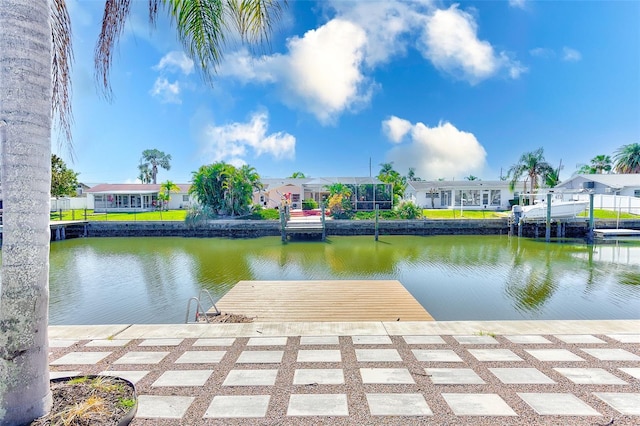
left=49, top=371, right=81, bottom=379
left=50, top=352, right=112, bottom=365
left=553, top=368, right=627, bottom=385
left=554, top=335, right=605, bottom=344
left=85, top=339, right=131, bottom=347
left=223, top=369, right=278, bottom=386
left=356, top=349, right=402, bottom=362
left=174, top=351, right=226, bottom=364
left=49, top=340, right=78, bottom=348
left=352, top=336, right=392, bottom=345
left=136, top=395, right=194, bottom=419
left=204, top=395, right=270, bottom=418
left=489, top=368, right=555, bottom=384
left=139, top=339, right=183, bottom=346
left=403, top=335, right=446, bottom=345
left=236, top=350, right=284, bottom=364
left=114, top=351, right=169, bottom=365
left=412, top=349, right=463, bottom=363
left=247, top=337, right=288, bottom=346
left=607, top=334, right=640, bottom=343
left=367, top=394, right=432, bottom=416
left=297, top=349, right=341, bottom=363
left=453, top=335, right=499, bottom=344
left=360, top=368, right=415, bottom=384
left=525, top=349, right=584, bottom=362
left=426, top=368, right=485, bottom=384
left=152, top=370, right=213, bottom=387
left=468, top=349, right=522, bottom=362
left=287, top=394, right=348, bottom=416
left=619, top=368, right=640, bottom=380
left=594, top=393, right=640, bottom=415
left=193, top=338, right=236, bottom=346
left=518, top=393, right=601, bottom=416
left=293, top=369, right=344, bottom=385
left=580, top=348, right=640, bottom=361
left=300, top=336, right=339, bottom=345
left=442, top=393, right=517, bottom=416
left=504, top=335, right=551, bottom=344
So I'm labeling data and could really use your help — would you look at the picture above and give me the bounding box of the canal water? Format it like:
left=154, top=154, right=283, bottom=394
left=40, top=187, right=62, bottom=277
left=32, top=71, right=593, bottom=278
left=47, top=235, right=640, bottom=324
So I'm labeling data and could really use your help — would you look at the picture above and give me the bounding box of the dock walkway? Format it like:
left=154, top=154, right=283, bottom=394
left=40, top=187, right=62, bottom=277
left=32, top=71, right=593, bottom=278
left=213, top=280, right=433, bottom=321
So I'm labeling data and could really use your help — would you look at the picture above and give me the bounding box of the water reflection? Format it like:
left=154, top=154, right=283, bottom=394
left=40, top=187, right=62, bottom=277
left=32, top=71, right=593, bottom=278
left=42, top=235, right=640, bottom=324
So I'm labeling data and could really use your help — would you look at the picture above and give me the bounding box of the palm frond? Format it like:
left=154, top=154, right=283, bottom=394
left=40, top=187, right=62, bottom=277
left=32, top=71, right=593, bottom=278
left=95, top=0, right=132, bottom=99
left=51, top=0, right=74, bottom=151
left=227, top=0, right=283, bottom=45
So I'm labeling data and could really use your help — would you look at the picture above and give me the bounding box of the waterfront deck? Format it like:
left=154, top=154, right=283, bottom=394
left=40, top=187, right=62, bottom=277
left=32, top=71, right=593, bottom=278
left=595, top=228, right=640, bottom=238
left=212, top=280, right=434, bottom=321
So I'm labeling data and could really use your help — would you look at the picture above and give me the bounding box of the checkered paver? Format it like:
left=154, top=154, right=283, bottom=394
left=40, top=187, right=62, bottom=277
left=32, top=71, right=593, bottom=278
left=47, top=327, right=640, bottom=424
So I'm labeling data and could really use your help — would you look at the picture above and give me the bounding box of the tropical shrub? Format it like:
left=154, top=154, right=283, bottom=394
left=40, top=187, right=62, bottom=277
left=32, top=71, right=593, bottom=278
left=327, top=193, right=354, bottom=219
left=396, top=201, right=422, bottom=219
left=302, top=198, right=318, bottom=210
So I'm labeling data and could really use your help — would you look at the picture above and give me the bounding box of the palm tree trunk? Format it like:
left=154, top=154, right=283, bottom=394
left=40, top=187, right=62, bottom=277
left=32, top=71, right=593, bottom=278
left=0, top=0, right=53, bottom=423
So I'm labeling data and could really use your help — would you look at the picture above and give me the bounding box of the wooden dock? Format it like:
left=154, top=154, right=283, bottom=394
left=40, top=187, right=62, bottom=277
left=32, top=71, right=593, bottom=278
left=212, top=280, right=434, bottom=322
left=284, top=215, right=325, bottom=239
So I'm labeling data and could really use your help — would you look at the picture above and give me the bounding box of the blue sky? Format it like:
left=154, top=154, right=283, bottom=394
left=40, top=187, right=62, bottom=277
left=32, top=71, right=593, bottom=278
left=58, top=0, right=640, bottom=186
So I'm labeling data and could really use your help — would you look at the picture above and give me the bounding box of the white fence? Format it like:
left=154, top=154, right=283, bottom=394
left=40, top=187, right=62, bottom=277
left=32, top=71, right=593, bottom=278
left=50, top=197, right=88, bottom=211
left=573, top=194, right=640, bottom=215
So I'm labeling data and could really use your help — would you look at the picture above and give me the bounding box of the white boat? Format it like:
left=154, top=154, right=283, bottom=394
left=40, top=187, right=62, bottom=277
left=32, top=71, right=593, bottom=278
left=512, top=200, right=589, bottom=222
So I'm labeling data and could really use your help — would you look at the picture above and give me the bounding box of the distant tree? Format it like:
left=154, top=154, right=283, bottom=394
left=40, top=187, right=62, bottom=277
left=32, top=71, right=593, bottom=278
left=158, top=180, right=180, bottom=210
left=613, top=143, right=640, bottom=173
left=289, top=171, right=306, bottom=178
left=464, top=175, right=479, bottom=181
left=406, top=167, right=422, bottom=181
left=590, top=155, right=612, bottom=174
left=190, top=162, right=262, bottom=216
left=138, top=163, right=152, bottom=183
left=507, top=148, right=554, bottom=205
left=378, top=162, right=406, bottom=206
left=140, top=149, right=171, bottom=184
left=575, top=163, right=596, bottom=175
left=325, top=183, right=353, bottom=219
left=51, top=154, right=79, bottom=198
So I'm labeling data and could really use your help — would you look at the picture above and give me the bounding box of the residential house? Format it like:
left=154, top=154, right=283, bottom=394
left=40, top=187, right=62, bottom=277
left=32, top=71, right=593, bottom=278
left=405, top=180, right=527, bottom=210
left=255, top=177, right=393, bottom=210
left=86, top=183, right=193, bottom=212
left=554, top=174, right=640, bottom=214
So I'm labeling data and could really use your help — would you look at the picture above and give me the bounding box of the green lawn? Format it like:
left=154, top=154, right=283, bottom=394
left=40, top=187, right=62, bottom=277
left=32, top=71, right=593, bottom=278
left=577, top=209, right=640, bottom=219
left=50, top=209, right=188, bottom=221
left=422, top=209, right=506, bottom=219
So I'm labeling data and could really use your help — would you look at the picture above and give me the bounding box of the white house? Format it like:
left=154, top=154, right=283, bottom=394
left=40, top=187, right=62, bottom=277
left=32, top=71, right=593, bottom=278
left=255, top=177, right=393, bottom=210
left=405, top=180, right=527, bottom=210
left=555, top=174, right=640, bottom=197
left=86, top=183, right=193, bottom=212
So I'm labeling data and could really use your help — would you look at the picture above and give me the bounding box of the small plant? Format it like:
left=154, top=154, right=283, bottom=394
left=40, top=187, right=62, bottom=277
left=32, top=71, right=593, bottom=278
left=302, top=198, right=318, bottom=210
left=67, top=376, right=89, bottom=385
left=53, top=395, right=107, bottom=425
left=396, top=201, right=422, bottom=219
left=118, top=397, right=137, bottom=410
left=475, top=330, right=497, bottom=337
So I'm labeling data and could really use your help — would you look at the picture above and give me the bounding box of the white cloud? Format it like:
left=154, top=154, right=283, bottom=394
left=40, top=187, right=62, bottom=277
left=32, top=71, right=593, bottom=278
left=529, top=47, right=555, bottom=58
left=508, top=0, right=527, bottom=9
left=154, top=51, right=194, bottom=75
left=562, top=47, right=582, bottom=62
left=150, top=77, right=181, bottom=104
left=201, top=111, right=295, bottom=164
left=382, top=116, right=412, bottom=143
left=383, top=117, right=487, bottom=179
left=418, top=5, right=525, bottom=83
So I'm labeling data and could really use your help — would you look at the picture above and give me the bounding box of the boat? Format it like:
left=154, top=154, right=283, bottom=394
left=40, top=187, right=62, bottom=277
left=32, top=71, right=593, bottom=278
left=511, top=199, right=589, bottom=222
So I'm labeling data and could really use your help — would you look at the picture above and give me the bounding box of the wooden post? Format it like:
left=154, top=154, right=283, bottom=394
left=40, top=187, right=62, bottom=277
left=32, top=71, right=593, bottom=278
left=545, top=192, right=551, bottom=242
left=321, top=202, right=326, bottom=241
left=280, top=206, right=286, bottom=242
left=587, top=192, right=595, bottom=244
left=375, top=204, right=379, bottom=241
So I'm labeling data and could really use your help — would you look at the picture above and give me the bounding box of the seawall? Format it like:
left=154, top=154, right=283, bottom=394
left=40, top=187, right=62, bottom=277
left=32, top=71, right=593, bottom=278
left=51, top=218, right=640, bottom=239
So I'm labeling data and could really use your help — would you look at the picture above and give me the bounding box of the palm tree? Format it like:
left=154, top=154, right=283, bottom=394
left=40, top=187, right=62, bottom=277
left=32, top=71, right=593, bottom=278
left=141, top=149, right=172, bottom=184
left=0, top=1, right=283, bottom=423
left=464, top=175, right=479, bottom=181
left=590, top=154, right=612, bottom=174
left=507, top=148, right=554, bottom=205
left=613, top=143, right=640, bottom=174
left=289, top=171, right=306, bottom=178
left=159, top=180, right=180, bottom=210
left=138, top=163, right=152, bottom=184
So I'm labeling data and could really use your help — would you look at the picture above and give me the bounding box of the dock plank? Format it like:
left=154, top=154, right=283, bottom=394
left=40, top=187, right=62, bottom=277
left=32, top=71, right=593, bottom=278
left=212, top=280, right=433, bottom=322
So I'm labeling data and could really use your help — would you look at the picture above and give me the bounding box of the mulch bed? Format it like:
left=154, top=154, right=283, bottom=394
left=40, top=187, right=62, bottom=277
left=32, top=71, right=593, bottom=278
left=200, top=312, right=254, bottom=323
left=31, top=376, right=136, bottom=426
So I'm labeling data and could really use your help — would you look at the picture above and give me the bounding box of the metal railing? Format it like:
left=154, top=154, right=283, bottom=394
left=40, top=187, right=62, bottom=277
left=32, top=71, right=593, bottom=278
left=185, top=289, right=220, bottom=324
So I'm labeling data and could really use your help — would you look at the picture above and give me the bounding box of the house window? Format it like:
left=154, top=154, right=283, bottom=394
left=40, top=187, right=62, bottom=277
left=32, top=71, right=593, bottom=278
left=183, top=195, right=189, bottom=202
left=634, top=190, right=640, bottom=198
left=291, top=194, right=300, bottom=202
left=490, top=190, right=501, bottom=206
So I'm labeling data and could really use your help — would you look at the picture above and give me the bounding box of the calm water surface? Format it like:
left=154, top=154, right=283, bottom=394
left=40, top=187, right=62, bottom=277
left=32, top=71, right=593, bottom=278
left=47, top=235, right=640, bottom=324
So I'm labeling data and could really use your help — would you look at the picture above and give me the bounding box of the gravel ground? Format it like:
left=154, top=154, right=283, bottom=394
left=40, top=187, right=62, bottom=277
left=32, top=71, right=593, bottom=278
left=48, top=333, right=640, bottom=425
